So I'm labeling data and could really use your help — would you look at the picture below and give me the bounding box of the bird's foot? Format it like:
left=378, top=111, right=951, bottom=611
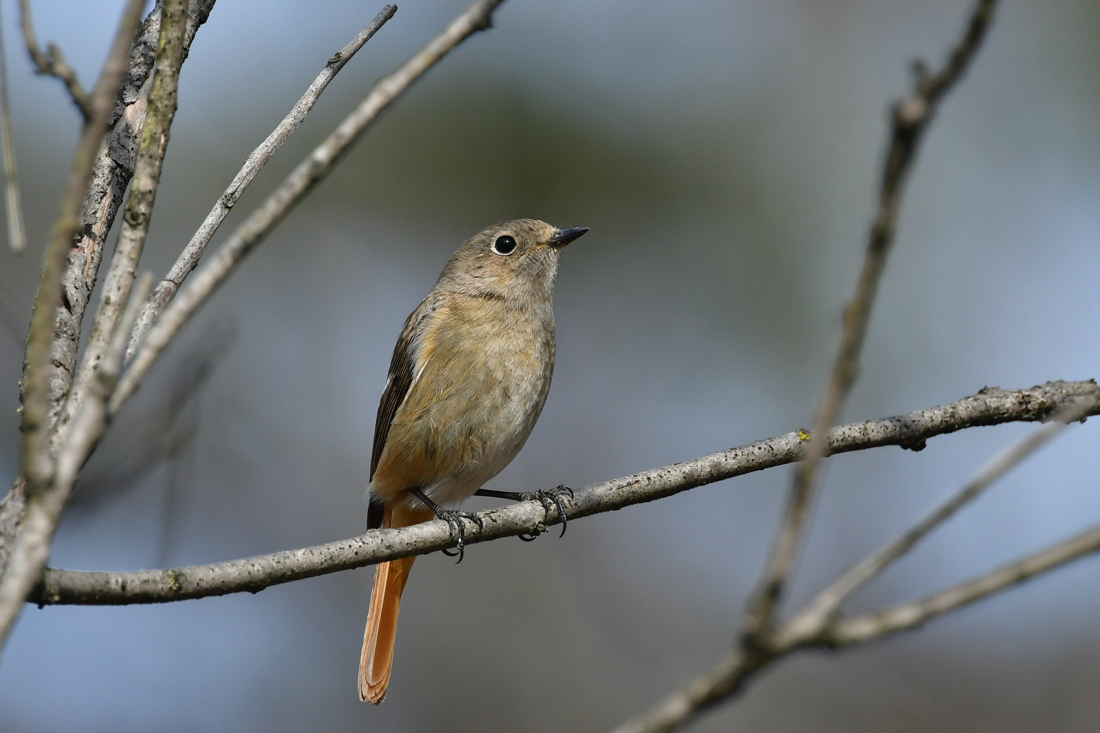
left=407, top=487, right=484, bottom=563
left=517, top=484, right=574, bottom=541
left=435, top=507, right=484, bottom=563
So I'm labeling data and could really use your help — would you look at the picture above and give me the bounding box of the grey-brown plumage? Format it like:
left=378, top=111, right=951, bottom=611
left=360, top=219, right=588, bottom=704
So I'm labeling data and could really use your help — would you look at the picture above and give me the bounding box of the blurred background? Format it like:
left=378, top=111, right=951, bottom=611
left=0, top=0, right=1097, bottom=731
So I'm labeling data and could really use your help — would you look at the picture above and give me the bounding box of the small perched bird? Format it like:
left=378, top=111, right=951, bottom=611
left=359, top=219, right=588, bottom=704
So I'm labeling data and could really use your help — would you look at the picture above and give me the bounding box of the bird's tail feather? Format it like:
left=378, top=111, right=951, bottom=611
left=359, top=502, right=433, bottom=704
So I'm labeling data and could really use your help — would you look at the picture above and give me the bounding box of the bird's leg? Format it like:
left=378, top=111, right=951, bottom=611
left=407, top=487, right=484, bottom=563
left=475, top=485, right=574, bottom=540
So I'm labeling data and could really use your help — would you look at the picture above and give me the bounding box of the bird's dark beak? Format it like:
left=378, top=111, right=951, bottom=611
left=548, top=226, right=589, bottom=248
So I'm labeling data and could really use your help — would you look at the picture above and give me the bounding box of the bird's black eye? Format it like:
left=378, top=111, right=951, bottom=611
left=491, top=235, right=517, bottom=255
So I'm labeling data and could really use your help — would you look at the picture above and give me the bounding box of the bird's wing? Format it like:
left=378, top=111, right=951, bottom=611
left=368, top=294, right=444, bottom=529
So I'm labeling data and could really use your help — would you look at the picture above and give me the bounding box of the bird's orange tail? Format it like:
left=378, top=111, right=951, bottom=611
left=359, top=502, right=433, bottom=704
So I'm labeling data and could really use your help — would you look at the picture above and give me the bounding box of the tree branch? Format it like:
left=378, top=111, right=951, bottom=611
left=4, top=0, right=161, bottom=653
left=31, top=380, right=1097, bottom=606
left=57, top=274, right=155, bottom=504
left=0, top=0, right=216, bottom=582
left=609, top=649, right=766, bottom=733
left=18, top=0, right=94, bottom=120
left=780, top=400, right=1087, bottom=643
left=113, top=0, right=507, bottom=416
left=0, top=2, right=28, bottom=253
left=18, top=0, right=147, bottom=509
left=10, top=276, right=154, bottom=639
left=744, top=0, right=998, bottom=641
left=617, top=3, right=1010, bottom=730
left=609, top=401, right=1094, bottom=733
left=43, top=0, right=215, bottom=453
left=58, top=0, right=190, bottom=468
left=608, top=520, right=1100, bottom=733
left=818, top=522, right=1100, bottom=647
left=126, top=4, right=398, bottom=357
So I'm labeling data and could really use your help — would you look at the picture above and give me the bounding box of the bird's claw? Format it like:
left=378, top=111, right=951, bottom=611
left=436, top=508, right=484, bottom=563
left=518, top=484, right=573, bottom=540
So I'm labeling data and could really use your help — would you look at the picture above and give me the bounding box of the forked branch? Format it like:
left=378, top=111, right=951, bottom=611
left=18, top=0, right=93, bottom=120
left=744, top=0, right=998, bottom=643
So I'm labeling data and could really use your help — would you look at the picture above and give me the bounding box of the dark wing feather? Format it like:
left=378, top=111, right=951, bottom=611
left=367, top=310, right=420, bottom=530
left=368, top=295, right=444, bottom=531
left=370, top=335, right=415, bottom=482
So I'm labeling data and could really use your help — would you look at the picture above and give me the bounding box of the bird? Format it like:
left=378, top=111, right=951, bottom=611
left=359, top=218, right=588, bottom=704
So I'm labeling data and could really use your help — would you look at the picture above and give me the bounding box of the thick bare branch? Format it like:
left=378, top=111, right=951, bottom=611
left=32, top=380, right=1098, bottom=606
left=44, top=0, right=215, bottom=451
left=4, top=0, right=161, bottom=652
left=58, top=274, right=155, bottom=492
left=114, top=0, right=507, bottom=415
left=18, top=0, right=93, bottom=120
left=127, top=4, right=398, bottom=356
left=0, top=0, right=216, bottom=579
left=744, top=0, right=999, bottom=638
left=4, top=276, right=154, bottom=646
left=0, top=477, right=24, bottom=580
left=58, top=0, right=190, bottom=451
left=19, top=0, right=147, bottom=505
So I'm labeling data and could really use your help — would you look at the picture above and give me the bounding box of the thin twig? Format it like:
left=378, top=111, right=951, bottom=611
left=115, top=0, right=506, bottom=414
left=820, top=522, right=1100, bottom=647
left=0, top=2, right=27, bottom=253
left=32, top=380, right=1098, bottom=606
left=609, top=650, right=766, bottom=733
left=610, top=520, right=1100, bottom=733
left=781, top=400, right=1088, bottom=643
left=18, top=0, right=93, bottom=120
left=127, top=4, right=398, bottom=356
left=58, top=0, right=190, bottom=453
left=743, top=0, right=999, bottom=640
left=4, top=0, right=149, bottom=653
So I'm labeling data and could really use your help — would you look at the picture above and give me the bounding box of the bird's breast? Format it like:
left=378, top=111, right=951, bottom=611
left=371, top=298, right=556, bottom=506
